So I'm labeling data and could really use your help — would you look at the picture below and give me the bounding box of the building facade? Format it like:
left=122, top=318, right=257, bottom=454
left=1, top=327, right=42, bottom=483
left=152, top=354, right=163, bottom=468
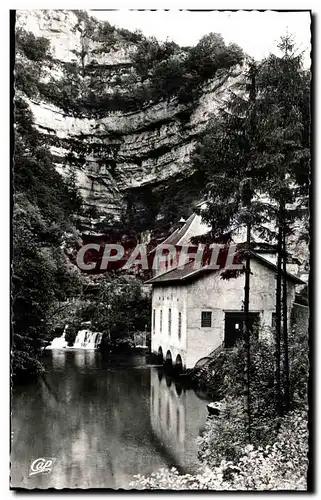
left=148, top=254, right=304, bottom=370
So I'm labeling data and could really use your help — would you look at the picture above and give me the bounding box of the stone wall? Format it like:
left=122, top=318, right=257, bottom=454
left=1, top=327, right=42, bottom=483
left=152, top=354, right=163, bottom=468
left=290, top=302, right=309, bottom=333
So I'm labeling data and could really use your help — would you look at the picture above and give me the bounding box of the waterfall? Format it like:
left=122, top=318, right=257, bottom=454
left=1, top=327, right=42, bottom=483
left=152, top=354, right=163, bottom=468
left=47, top=325, right=102, bottom=350
left=73, top=329, right=102, bottom=349
left=47, top=324, right=68, bottom=349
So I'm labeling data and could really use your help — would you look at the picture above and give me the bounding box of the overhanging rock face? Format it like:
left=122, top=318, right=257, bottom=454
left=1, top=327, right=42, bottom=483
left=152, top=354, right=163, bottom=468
left=15, top=10, right=242, bottom=225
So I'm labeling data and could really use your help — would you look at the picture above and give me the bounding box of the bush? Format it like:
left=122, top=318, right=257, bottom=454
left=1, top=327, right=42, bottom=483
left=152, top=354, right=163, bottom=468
left=74, top=277, right=151, bottom=344
left=15, top=28, right=50, bottom=62
left=197, top=397, right=248, bottom=467
left=191, top=326, right=308, bottom=477
left=64, top=323, right=80, bottom=347
left=100, top=336, right=135, bottom=354
left=131, top=410, right=308, bottom=491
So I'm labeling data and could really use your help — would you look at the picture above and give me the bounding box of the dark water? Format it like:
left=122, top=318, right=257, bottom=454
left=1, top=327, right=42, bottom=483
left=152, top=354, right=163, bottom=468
left=11, top=350, right=210, bottom=489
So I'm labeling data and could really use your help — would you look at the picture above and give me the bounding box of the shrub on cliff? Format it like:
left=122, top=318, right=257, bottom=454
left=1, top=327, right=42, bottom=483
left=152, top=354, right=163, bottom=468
left=186, top=33, right=243, bottom=80
left=131, top=32, right=243, bottom=106
left=17, top=19, right=244, bottom=116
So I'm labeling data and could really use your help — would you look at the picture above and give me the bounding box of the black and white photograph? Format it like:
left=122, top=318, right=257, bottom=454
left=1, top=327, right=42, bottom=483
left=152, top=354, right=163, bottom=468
left=10, top=6, right=311, bottom=491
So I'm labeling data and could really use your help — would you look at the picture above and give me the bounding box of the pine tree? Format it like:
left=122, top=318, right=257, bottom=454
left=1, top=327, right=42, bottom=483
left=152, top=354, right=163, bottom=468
left=192, top=34, right=310, bottom=424
left=192, top=60, right=263, bottom=441
left=256, top=34, right=310, bottom=413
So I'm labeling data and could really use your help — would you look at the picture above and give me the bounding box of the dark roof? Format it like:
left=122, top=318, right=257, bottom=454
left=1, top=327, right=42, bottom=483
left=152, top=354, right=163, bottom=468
left=146, top=260, right=215, bottom=285
left=145, top=251, right=306, bottom=286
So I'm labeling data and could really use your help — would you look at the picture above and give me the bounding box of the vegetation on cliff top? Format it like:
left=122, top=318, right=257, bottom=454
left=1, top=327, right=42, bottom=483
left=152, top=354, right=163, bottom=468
left=15, top=15, right=244, bottom=236
left=16, top=12, right=244, bottom=117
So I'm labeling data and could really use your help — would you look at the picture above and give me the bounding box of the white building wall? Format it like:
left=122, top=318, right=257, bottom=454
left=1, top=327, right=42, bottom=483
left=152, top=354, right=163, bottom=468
left=151, top=258, right=297, bottom=369
left=151, top=284, right=188, bottom=369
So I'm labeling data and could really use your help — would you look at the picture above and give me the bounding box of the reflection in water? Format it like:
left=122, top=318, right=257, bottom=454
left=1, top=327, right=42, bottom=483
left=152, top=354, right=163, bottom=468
left=150, top=369, right=209, bottom=471
left=175, top=382, right=183, bottom=396
left=73, top=348, right=97, bottom=368
left=51, top=349, right=66, bottom=369
left=11, top=351, right=209, bottom=489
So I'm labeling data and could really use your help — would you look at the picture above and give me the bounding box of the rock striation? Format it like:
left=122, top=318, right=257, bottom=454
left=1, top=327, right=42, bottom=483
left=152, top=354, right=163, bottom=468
left=16, top=9, right=243, bottom=227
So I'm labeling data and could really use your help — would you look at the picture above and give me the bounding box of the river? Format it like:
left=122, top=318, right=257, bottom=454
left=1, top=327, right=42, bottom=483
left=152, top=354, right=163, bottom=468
left=11, top=349, right=210, bottom=489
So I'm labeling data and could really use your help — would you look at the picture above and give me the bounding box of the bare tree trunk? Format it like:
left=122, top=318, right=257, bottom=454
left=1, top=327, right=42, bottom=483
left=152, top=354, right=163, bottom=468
left=244, top=220, right=251, bottom=442
left=282, top=229, right=290, bottom=411
left=275, top=221, right=283, bottom=418
left=242, top=62, right=257, bottom=442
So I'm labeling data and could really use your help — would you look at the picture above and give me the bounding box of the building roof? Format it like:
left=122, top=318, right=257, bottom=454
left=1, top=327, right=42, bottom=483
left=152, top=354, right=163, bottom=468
left=145, top=251, right=305, bottom=286
left=160, top=212, right=210, bottom=247
left=152, top=208, right=276, bottom=254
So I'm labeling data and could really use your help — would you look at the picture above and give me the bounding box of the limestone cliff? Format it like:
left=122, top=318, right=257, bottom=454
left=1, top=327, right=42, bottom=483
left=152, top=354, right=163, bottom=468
left=15, top=10, right=243, bottom=232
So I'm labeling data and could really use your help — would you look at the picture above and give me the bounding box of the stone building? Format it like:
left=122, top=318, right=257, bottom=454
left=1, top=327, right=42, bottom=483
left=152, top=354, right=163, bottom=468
left=147, top=212, right=305, bottom=371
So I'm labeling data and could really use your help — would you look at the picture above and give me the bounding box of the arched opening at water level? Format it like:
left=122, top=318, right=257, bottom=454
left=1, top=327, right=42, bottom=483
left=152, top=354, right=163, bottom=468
left=175, top=354, right=183, bottom=375
left=157, top=346, right=163, bottom=364
left=165, top=350, right=173, bottom=371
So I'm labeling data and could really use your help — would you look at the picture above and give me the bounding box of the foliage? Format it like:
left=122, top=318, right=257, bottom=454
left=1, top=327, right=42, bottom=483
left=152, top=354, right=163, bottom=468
left=13, top=31, right=83, bottom=382
left=192, top=36, right=310, bottom=239
left=15, top=28, right=51, bottom=62
left=100, top=337, right=136, bottom=354
left=14, top=28, right=51, bottom=98
left=18, top=19, right=244, bottom=117
left=12, top=194, right=82, bottom=380
left=288, top=322, right=309, bottom=407
left=192, top=35, right=310, bottom=423
left=130, top=325, right=309, bottom=490
left=130, top=32, right=244, bottom=108
left=195, top=338, right=277, bottom=466
left=73, top=277, right=151, bottom=343
left=131, top=410, right=308, bottom=490
left=196, top=319, right=308, bottom=461
left=192, top=62, right=273, bottom=240
left=186, top=34, right=243, bottom=80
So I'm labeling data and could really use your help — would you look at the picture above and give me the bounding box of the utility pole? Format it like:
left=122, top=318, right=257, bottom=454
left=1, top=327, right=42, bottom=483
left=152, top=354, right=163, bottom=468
left=244, top=217, right=251, bottom=442
left=275, top=220, right=283, bottom=418
left=282, top=228, right=290, bottom=411
left=243, top=61, right=257, bottom=443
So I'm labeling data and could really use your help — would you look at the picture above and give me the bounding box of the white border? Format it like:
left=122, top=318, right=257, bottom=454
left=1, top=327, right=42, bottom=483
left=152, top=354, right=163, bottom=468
left=1, top=2, right=317, bottom=498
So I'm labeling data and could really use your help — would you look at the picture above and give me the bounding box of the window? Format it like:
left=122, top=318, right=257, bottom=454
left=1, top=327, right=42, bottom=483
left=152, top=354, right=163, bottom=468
left=201, top=311, right=212, bottom=327
left=152, top=309, right=156, bottom=334
left=168, top=308, right=172, bottom=335
left=160, top=309, right=163, bottom=333
left=178, top=312, right=182, bottom=340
